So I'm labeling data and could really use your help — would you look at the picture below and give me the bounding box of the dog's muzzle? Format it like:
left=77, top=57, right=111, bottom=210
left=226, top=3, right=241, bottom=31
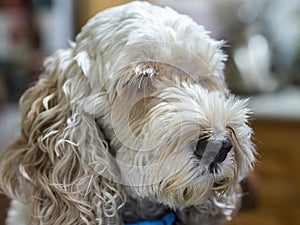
left=194, top=136, right=233, bottom=173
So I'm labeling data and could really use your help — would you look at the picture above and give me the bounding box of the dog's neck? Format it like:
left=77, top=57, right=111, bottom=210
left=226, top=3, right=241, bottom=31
left=119, top=196, right=173, bottom=223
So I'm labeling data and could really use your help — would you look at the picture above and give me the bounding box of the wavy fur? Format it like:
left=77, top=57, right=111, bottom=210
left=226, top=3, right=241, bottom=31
left=0, top=49, right=123, bottom=224
left=0, top=2, right=255, bottom=225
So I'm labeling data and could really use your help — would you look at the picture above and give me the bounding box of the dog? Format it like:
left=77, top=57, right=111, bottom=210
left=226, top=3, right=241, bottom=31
left=0, top=1, right=256, bottom=225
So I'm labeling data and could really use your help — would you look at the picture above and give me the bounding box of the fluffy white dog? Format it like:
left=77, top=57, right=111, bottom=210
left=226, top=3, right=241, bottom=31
left=0, top=1, right=256, bottom=225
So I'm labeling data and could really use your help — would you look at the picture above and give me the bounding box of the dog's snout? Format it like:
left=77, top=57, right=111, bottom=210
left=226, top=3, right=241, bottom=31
left=220, top=138, right=233, bottom=154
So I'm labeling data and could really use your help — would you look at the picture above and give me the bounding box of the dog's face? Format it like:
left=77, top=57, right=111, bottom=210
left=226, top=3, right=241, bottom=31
left=97, top=55, right=255, bottom=208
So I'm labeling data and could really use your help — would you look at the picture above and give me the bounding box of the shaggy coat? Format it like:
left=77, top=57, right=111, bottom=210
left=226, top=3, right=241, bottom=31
left=0, top=2, right=256, bottom=225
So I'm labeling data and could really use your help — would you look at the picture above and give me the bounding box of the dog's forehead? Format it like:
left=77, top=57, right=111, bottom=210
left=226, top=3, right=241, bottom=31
left=75, top=1, right=227, bottom=92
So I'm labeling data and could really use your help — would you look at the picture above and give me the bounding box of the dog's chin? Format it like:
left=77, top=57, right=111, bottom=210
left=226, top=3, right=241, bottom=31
left=127, top=165, right=237, bottom=208
left=148, top=178, right=233, bottom=208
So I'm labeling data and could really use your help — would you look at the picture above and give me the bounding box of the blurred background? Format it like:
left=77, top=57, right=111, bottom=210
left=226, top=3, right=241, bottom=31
left=0, top=0, right=299, bottom=224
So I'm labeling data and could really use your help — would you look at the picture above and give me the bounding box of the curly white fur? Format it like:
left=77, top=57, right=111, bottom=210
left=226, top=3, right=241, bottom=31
left=0, top=1, right=256, bottom=225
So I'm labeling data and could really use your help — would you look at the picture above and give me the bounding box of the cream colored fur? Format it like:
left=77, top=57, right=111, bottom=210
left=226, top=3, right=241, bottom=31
left=0, top=1, right=256, bottom=225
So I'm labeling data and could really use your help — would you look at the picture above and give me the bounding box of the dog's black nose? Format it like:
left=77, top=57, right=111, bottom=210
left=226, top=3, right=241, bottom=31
left=209, top=138, right=233, bottom=173
left=194, top=137, right=209, bottom=160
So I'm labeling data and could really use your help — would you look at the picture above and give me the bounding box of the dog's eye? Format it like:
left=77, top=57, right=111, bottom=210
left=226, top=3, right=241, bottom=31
left=129, top=66, right=157, bottom=93
left=137, top=74, right=152, bottom=90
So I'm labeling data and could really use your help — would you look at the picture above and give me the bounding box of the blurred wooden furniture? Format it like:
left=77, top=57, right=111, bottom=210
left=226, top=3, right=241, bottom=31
left=0, top=194, right=9, bottom=225
left=227, top=119, right=300, bottom=225
left=75, top=0, right=131, bottom=30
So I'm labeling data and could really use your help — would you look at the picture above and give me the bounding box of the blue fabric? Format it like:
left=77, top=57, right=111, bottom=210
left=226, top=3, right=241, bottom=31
left=125, top=212, right=176, bottom=225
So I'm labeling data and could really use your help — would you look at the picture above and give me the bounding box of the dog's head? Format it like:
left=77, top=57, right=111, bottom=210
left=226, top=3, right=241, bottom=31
left=107, top=60, right=255, bottom=208
left=0, top=1, right=256, bottom=224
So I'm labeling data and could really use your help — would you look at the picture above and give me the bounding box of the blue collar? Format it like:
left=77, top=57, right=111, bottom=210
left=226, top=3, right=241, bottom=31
left=125, top=212, right=176, bottom=225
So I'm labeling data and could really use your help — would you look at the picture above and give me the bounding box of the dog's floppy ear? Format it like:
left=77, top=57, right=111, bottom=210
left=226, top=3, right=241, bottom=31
left=0, top=49, right=123, bottom=224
